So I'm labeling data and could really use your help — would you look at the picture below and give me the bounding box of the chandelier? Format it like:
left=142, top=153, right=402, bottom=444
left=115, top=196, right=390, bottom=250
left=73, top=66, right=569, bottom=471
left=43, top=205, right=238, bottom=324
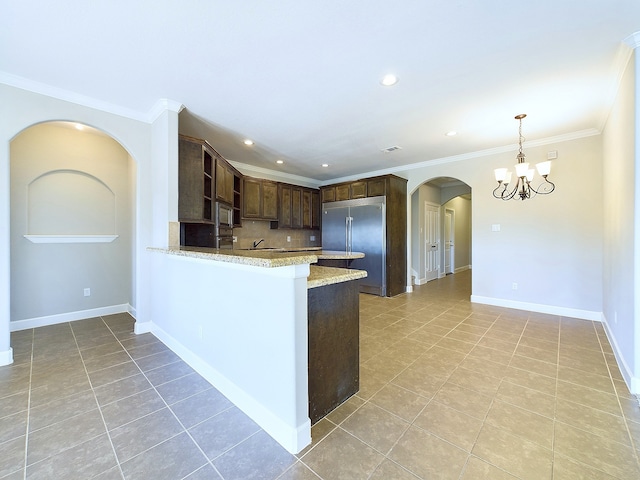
left=493, top=114, right=555, bottom=201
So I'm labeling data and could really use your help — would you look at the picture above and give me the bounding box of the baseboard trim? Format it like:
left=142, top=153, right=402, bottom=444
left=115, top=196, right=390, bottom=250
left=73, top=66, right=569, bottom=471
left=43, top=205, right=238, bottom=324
left=470, top=295, right=602, bottom=321
left=454, top=265, right=470, bottom=274
left=151, top=323, right=311, bottom=454
left=0, top=347, right=13, bottom=366
left=601, top=314, right=640, bottom=394
left=10, top=304, right=133, bottom=331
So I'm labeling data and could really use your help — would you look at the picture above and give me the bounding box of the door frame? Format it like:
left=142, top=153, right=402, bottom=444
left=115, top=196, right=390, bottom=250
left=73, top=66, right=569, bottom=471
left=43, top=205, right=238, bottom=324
left=444, top=207, right=455, bottom=275
left=423, top=201, right=440, bottom=284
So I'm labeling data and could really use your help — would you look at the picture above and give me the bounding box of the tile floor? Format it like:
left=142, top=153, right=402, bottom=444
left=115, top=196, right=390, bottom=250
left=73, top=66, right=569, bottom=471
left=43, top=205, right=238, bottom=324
left=1, top=270, right=640, bottom=479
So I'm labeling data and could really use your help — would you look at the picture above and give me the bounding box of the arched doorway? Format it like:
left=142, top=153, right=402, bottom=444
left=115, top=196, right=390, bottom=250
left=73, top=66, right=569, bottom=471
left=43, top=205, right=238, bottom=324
left=410, top=177, right=471, bottom=285
left=9, top=121, right=136, bottom=330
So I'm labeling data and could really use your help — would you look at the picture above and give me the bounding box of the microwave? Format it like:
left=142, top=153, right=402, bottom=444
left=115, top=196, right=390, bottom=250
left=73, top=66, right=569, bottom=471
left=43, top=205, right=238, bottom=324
left=216, top=202, right=233, bottom=227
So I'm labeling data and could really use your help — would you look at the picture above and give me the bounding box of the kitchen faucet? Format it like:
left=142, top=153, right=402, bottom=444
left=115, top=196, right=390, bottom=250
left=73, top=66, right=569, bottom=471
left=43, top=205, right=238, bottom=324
left=253, top=238, right=265, bottom=248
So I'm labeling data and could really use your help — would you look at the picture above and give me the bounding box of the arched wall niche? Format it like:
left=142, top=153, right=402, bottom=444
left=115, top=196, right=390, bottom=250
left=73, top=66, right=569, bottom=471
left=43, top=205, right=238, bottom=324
left=9, top=120, right=137, bottom=324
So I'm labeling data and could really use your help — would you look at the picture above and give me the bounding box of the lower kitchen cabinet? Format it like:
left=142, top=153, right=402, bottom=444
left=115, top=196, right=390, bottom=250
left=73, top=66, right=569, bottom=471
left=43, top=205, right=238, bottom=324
left=307, top=279, right=359, bottom=424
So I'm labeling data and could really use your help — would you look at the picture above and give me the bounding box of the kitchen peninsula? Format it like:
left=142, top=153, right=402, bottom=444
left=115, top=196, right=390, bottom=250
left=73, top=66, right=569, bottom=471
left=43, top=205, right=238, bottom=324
left=142, top=246, right=366, bottom=454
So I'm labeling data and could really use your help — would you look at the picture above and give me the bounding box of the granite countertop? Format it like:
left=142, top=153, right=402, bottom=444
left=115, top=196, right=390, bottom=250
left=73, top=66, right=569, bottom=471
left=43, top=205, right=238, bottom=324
left=148, top=246, right=365, bottom=268
left=307, top=266, right=367, bottom=289
left=148, top=246, right=318, bottom=268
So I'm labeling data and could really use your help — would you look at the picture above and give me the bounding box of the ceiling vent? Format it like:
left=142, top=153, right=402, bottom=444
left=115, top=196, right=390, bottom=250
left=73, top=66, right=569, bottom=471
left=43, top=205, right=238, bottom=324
left=381, top=145, right=402, bottom=153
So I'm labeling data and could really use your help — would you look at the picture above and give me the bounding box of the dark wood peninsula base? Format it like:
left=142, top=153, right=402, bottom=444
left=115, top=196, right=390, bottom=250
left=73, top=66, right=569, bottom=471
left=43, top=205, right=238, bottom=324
left=307, top=277, right=360, bottom=424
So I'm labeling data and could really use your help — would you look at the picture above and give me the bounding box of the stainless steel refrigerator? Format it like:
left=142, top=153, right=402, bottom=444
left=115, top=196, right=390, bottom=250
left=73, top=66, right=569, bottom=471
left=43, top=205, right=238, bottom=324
left=322, top=197, right=386, bottom=296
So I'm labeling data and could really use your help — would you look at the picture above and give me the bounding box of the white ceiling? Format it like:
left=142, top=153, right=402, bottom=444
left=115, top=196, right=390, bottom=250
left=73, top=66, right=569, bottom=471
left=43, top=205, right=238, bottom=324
left=2, top=1, right=639, bottom=182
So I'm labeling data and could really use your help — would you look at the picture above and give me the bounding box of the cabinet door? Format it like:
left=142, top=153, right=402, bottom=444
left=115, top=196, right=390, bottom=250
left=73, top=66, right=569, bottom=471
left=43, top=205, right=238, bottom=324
left=279, top=184, right=292, bottom=228
left=302, top=189, right=312, bottom=229
left=350, top=181, right=367, bottom=199
left=224, top=165, right=234, bottom=204
left=178, top=137, right=212, bottom=222
left=262, top=181, right=278, bottom=220
left=367, top=178, right=386, bottom=197
left=291, top=187, right=302, bottom=228
left=335, top=184, right=350, bottom=201
left=311, top=190, right=321, bottom=229
left=321, top=187, right=335, bottom=203
left=215, top=158, right=228, bottom=203
left=242, top=177, right=262, bottom=218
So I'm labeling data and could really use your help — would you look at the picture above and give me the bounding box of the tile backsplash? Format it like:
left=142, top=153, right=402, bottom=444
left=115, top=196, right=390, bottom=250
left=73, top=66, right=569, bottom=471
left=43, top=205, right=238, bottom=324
left=234, top=220, right=321, bottom=250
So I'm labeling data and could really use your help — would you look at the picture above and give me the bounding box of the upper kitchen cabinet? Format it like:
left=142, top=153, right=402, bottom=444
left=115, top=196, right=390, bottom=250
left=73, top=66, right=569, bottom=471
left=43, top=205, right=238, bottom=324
left=179, top=134, right=242, bottom=227
left=178, top=135, right=215, bottom=223
left=274, top=183, right=321, bottom=230
left=242, top=177, right=278, bottom=221
left=320, top=177, right=387, bottom=203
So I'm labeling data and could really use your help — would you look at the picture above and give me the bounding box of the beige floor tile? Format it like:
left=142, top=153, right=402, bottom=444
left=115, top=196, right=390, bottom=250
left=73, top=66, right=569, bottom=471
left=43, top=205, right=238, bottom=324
left=472, top=423, right=553, bottom=480
left=557, top=364, right=616, bottom=394
left=555, top=398, right=631, bottom=445
left=325, top=395, right=365, bottom=426
left=552, top=453, right=618, bottom=480
left=518, top=335, right=558, bottom=352
left=556, top=379, right=622, bottom=415
left=340, top=403, right=410, bottom=455
left=432, top=381, right=494, bottom=420
left=391, top=367, right=447, bottom=399
left=368, top=459, right=420, bottom=479
left=457, top=356, right=506, bottom=380
left=460, top=456, right=519, bottom=479
left=515, top=344, right=559, bottom=364
left=485, top=400, right=554, bottom=449
left=301, top=428, right=384, bottom=480
left=388, top=426, right=468, bottom=479
left=368, top=384, right=430, bottom=423
left=509, top=354, right=558, bottom=378
left=495, top=380, right=555, bottom=418
left=502, top=366, right=557, bottom=396
left=466, top=345, right=513, bottom=365
left=554, top=421, right=640, bottom=479
left=446, top=366, right=502, bottom=397
left=413, top=400, right=483, bottom=452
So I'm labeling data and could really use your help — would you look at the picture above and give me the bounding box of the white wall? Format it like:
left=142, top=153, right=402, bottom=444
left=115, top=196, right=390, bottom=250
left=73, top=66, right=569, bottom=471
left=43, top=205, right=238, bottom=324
left=400, top=133, right=604, bottom=320
left=602, top=48, right=638, bottom=391
left=147, top=251, right=311, bottom=453
left=10, top=123, right=133, bottom=323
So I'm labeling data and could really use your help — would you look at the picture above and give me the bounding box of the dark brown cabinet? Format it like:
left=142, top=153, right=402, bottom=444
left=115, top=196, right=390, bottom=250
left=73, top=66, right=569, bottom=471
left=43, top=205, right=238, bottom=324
left=320, top=174, right=407, bottom=297
left=179, top=134, right=242, bottom=245
left=275, top=183, right=320, bottom=230
left=178, top=135, right=215, bottom=223
left=215, top=158, right=234, bottom=205
left=242, top=177, right=278, bottom=221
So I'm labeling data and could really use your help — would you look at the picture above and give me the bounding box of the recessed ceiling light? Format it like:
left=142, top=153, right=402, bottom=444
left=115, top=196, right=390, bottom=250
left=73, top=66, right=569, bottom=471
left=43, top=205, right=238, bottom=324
left=380, top=74, right=398, bottom=87
left=321, top=164, right=329, bottom=168
left=243, top=139, right=254, bottom=146
left=445, top=131, right=457, bottom=137
left=276, top=160, right=284, bottom=164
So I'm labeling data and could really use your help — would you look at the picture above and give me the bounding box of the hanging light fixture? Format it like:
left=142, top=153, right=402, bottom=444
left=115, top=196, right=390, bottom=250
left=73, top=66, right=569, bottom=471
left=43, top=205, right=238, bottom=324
left=493, top=114, right=555, bottom=201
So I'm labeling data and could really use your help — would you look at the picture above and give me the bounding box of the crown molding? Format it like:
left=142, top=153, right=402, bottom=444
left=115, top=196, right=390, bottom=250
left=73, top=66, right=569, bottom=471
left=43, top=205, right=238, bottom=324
left=0, top=71, right=181, bottom=124
left=624, top=31, right=640, bottom=49
left=148, top=99, right=185, bottom=123
left=227, top=160, right=321, bottom=188
left=321, top=128, right=601, bottom=186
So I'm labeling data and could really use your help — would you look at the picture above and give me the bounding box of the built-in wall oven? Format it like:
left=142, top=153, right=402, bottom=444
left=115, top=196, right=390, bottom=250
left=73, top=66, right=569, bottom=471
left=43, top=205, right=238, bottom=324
left=216, top=202, right=234, bottom=249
